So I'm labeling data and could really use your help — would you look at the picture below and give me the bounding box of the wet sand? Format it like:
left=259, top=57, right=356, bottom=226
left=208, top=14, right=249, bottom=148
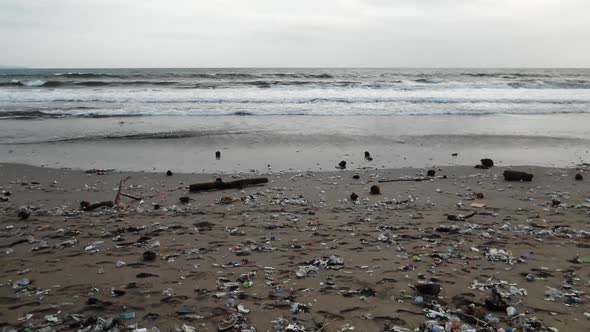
left=1, top=114, right=590, bottom=173
left=0, top=163, right=589, bottom=331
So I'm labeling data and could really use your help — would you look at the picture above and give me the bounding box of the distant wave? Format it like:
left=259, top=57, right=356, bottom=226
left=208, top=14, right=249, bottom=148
left=414, top=78, right=444, bottom=84
left=10, top=130, right=250, bottom=144
left=460, top=72, right=554, bottom=78
left=3, top=78, right=590, bottom=89
left=6, top=96, right=589, bottom=105
left=2, top=106, right=590, bottom=120
left=54, top=72, right=121, bottom=78
left=232, top=111, right=255, bottom=116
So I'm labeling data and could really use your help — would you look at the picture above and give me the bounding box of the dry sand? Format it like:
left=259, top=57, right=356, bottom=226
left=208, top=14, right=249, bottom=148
left=0, top=163, right=589, bottom=331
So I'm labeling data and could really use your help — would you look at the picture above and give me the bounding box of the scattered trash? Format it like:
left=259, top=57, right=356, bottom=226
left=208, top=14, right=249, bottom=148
left=0, top=163, right=582, bottom=332
left=118, top=312, right=136, bottom=319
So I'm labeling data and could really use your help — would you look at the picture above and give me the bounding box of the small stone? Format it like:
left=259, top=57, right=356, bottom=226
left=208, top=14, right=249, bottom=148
left=17, top=206, right=31, bottom=220
left=370, top=185, right=380, bottom=195
left=575, top=173, right=583, bottom=181
left=166, top=170, right=173, bottom=176
left=338, top=161, right=347, bottom=169
left=415, top=283, right=441, bottom=296
left=427, top=170, right=436, bottom=177
left=352, top=174, right=360, bottom=180
left=350, top=193, right=359, bottom=201
left=179, top=196, right=190, bottom=204
left=215, top=151, right=221, bottom=159
left=143, top=250, right=157, bottom=261
left=476, top=193, right=484, bottom=199
left=451, top=153, right=458, bottom=157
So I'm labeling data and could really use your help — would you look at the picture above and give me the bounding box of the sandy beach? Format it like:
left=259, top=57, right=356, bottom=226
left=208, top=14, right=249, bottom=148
left=1, top=162, right=588, bottom=331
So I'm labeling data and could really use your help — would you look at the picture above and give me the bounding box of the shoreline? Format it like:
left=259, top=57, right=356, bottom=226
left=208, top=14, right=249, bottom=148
left=2, top=114, right=590, bottom=173
left=1, top=162, right=589, bottom=331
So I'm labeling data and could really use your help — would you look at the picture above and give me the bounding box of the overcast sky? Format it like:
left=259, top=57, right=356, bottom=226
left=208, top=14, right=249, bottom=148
left=1, top=0, right=589, bottom=68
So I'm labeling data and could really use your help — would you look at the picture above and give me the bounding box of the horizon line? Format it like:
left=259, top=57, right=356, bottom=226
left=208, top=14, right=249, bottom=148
left=2, top=66, right=590, bottom=70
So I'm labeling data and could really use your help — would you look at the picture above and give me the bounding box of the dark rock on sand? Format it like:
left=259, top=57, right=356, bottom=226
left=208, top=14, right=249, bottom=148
left=503, top=170, right=534, bottom=182
left=415, top=283, right=441, bottom=296
left=370, top=185, right=381, bottom=195
left=17, top=206, right=31, bottom=220
left=481, top=158, right=494, bottom=168
left=143, top=250, right=157, bottom=262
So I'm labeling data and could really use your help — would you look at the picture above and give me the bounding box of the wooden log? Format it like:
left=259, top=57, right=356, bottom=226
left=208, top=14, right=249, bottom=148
left=189, top=177, right=269, bottom=192
left=80, top=200, right=114, bottom=211
left=503, top=170, right=533, bottom=182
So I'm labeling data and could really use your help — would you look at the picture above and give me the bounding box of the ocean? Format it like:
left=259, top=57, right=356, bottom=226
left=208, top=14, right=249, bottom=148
left=1, top=68, right=589, bottom=172
left=1, top=68, right=590, bottom=119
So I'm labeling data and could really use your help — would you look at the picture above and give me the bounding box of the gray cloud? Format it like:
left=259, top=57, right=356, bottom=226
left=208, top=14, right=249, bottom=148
left=0, top=0, right=588, bottom=67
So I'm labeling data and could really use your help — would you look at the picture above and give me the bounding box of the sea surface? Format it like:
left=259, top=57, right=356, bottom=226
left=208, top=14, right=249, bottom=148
left=1, top=68, right=589, bottom=171
left=1, top=68, right=590, bottom=119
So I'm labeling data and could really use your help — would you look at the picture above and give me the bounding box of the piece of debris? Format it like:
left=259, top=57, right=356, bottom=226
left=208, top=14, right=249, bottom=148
left=80, top=200, right=115, bottom=211
left=503, top=170, right=534, bottom=182
left=189, top=178, right=268, bottom=192
left=370, top=185, right=381, bottom=195
left=481, top=158, right=494, bottom=168
left=17, top=206, right=31, bottom=220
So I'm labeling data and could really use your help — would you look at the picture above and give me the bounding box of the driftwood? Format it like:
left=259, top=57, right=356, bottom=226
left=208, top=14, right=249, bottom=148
left=379, top=177, right=432, bottom=183
left=189, top=177, right=269, bottom=192
left=503, top=170, right=533, bottom=182
left=120, top=193, right=142, bottom=201
left=114, top=176, right=131, bottom=207
left=447, top=211, right=477, bottom=221
left=80, top=201, right=114, bottom=211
